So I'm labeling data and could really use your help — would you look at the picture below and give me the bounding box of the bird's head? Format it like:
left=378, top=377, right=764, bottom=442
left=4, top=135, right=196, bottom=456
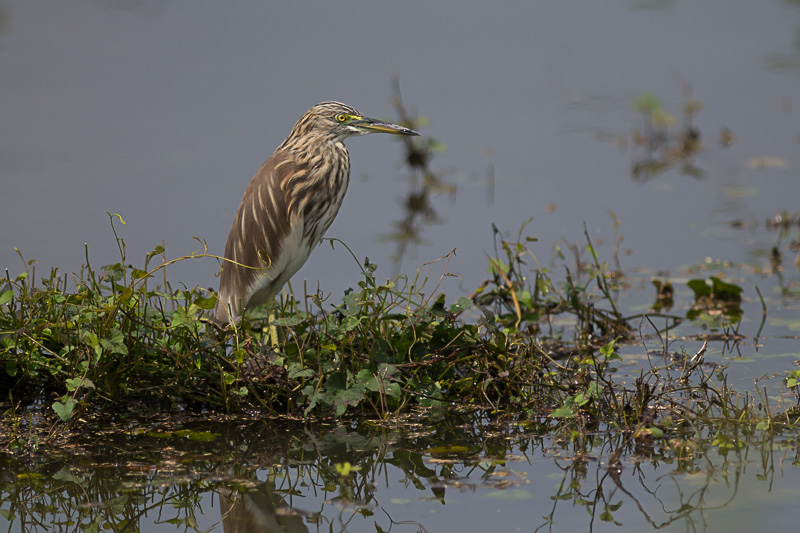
left=291, top=101, right=420, bottom=142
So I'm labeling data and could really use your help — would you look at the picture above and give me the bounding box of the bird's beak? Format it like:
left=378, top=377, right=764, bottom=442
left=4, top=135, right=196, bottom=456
left=353, top=116, right=420, bottom=136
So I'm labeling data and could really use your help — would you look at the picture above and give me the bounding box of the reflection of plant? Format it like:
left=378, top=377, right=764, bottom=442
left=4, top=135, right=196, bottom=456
left=627, top=80, right=709, bottom=181
left=539, top=426, right=755, bottom=531
left=651, top=279, right=674, bottom=312
left=0, top=405, right=795, bottom=533
left=766, top=210, right=800, bottom=296
left=382, top=77, right=454, bottom=267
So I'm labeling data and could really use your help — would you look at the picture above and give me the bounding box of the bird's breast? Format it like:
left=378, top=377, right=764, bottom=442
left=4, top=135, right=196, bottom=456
left=293, top=144, right=350, bottom=246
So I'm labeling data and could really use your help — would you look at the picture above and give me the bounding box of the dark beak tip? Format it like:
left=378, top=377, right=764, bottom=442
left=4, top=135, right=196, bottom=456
left=358, top=117, right=420, bottom=136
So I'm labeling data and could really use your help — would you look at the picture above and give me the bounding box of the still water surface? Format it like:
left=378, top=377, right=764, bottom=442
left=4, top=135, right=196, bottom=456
left=2, top=416, right=799, bottom=532
left=1, top=1, right=799, bottom=532
left=1, top=0, right=798, bottom=295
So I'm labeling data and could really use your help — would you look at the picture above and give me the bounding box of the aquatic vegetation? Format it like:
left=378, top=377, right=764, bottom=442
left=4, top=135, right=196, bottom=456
left=0, top=93, right=797, bottom=467
left=0, top=211, right=797, bottom=457
left=0, top=91, right=798, bottom=533
left=0, top=410, right=797, bottom=532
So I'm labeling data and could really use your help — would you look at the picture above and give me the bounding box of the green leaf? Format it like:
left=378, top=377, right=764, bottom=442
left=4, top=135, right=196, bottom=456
left=517, top=290, right=532, bottom=309
left=52, top=398, right=75, bottom=422
left=146, top=244, right=165, bottom=261
left=573, top=391, right=591, bottom=407
left=370, top=339, right=391, bottom=363
left=586, top=381, right=601, bottom=398
left=170, top=306, right=194, bottom=328
left=130, top=268, right=150, bottom=280
left=687, top=278, right=712, bottom=298
left=338, top=315, right=362, bottom=332
left=377, top=363, right=399, bottom=379
left=193, top=294, right=217, bottom=310
left=551, top=402, right=576, bottom=418
left=287, top=362, right=315, bottom=379
left=303, top=386, right=325, bottom=415
left=383, top=382, right=401, bottom=397
left=488, top=258, right=509, bottom=276
left=118, top=287, right=134, bottom=301
left=448, top=296, right=473, bottom=314
left=607, top=501, right=623, bottom=511
left=356, top=369, right=374, bottom=388
left=0, top=289, right=13, bottom=306
left=599, top=338, right=621, bottom=361
left=333, top=388, right=364, bottom=416
left=99, top=328, right=128, bottom=356
left=65, top=377, right=96, bottom=392
left=688, top=277, right=743, bottom=302
left=710, top=277, right=743, bottom=301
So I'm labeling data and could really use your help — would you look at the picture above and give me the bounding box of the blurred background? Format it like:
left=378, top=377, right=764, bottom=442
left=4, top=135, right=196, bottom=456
left=1, top=0, right=798, bottom=303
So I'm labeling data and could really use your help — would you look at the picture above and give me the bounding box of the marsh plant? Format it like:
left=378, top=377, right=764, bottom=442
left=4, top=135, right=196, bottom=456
left=0, top=209, right=797, bottom=459
left=1, top=91, right=798, bottom=457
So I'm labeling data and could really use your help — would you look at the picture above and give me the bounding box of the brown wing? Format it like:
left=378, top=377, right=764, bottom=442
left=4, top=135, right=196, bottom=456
left=215, top=149, right=306, bottom=321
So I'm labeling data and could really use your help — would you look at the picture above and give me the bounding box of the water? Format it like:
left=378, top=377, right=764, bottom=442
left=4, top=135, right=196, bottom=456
left=1, top=1, right=798, bottom=297
left=1, top=1, right=799, bottom=531
left=1, top=416, right=798, bottom=532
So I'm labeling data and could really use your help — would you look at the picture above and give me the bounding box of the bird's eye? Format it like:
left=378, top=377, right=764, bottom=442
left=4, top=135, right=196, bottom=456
left=336, top=114, right=347, bottom=122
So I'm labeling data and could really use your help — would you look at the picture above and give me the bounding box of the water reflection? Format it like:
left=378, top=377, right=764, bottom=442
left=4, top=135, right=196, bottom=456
left=627, top=80, right=706, bottom=182
left=766, top=211, right=800, bottom=297
left=218, top=468, right=308, bottom=533
left=1, top=412, right=797, bottom=532
left=383, top=80, right=457, bottom=269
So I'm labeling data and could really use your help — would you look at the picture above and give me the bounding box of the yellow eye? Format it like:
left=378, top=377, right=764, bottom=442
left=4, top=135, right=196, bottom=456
left=336, top=114, right=347, bottom=122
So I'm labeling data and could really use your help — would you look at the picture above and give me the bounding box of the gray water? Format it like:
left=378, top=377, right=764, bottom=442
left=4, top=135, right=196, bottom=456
left=1, top=1, right=799, bottom=532
left=2, top=1, right=798, bottom=297
left=2, top=416, right=799, bottom=533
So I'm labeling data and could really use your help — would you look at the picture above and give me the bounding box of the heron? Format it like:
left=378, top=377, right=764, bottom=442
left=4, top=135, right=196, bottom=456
left=214, top=101, right=420, bottom=323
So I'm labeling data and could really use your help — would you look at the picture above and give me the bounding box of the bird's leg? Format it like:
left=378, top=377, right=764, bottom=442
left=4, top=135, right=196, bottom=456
left=267, top=311, right=280, bottom=350
left=265, top=296, right=289, bottom=349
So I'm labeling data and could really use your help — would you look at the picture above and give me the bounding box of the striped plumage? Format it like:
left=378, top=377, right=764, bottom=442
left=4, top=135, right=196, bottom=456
left=215, top=101, right=419, bottom=322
